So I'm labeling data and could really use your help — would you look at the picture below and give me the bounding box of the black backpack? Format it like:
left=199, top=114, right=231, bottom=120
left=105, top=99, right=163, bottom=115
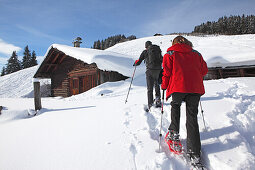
left=147, top=45, right=162, bottom=69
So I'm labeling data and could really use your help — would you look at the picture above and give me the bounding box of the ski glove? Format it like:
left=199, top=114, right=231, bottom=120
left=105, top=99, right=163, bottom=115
left=133, top=60, right=139, bottom=66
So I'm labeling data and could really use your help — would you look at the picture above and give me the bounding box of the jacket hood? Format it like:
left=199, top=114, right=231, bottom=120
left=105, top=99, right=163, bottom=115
left=167, top=43, right=192, bottom=53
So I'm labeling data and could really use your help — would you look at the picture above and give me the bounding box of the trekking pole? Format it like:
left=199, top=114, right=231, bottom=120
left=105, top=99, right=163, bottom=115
left=159, top=90, right=165, bottom=152
left=200, top=100, right=207, bottom=131
left=125, top=65, right=137, bottom=104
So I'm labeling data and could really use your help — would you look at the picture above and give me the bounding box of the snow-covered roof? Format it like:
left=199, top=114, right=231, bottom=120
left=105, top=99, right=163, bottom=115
left=35, top=44, right=139, bottom=78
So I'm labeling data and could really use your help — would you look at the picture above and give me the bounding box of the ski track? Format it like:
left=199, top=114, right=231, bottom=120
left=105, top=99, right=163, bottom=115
left=144, top=106, right=191, bottom=170
left=219, top=82, right=255, bottom=154
left=138, top=80, right=255, bottom=170
left=223, top=83, right=255, bottom=165
left=207, top=81, right=255, bottom=169
left=123, top=107, right=142, bottom=170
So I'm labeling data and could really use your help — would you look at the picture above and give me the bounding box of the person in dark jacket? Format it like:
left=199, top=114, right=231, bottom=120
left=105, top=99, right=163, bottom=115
left=134, top=41, right=163, bottom=110
left=161, top=36, right=208, bottom=162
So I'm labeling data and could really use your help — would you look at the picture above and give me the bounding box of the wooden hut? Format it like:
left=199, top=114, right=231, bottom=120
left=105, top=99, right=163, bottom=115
left=205, top=60, right=255, bottom=80
left=34, top=46, right=129, bottom=97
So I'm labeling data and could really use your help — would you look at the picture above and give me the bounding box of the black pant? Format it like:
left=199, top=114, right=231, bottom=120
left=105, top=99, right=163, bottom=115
left=169, top=92, right=201, bottom=155
left=146, top=69, right=161, bottom=106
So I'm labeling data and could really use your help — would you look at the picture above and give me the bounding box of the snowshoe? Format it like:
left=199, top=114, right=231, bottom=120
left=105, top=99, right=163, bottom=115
left=187, top=152, right=206, bottom=170
left=144, top=104, right=152, bottom=112
left=165, top=130, right=183, bottom=154
left=155, top=100, right=161, bottom=108
left=154, top=97, right=161, bottom=108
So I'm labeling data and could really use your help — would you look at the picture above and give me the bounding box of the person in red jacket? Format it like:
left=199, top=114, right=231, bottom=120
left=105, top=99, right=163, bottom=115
left=161, top=36, right=208, bottom=163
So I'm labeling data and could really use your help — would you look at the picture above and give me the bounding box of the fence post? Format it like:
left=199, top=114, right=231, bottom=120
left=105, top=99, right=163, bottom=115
left=0, top=106, right=2, bottom=115
left=34, top=79, right=42, bottom=111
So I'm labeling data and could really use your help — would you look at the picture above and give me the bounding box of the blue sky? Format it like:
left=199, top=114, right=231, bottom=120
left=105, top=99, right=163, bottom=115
left=0, top=0, right=255, bottom=71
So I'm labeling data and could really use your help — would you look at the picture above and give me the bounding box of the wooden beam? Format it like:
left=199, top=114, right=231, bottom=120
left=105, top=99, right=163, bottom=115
left=46, top=64, right=57, bottom=72
left=51, top=54, right=66, bottom=73
left=45, top=64, right=57, bottom=66
left=36, top=73, right=51, bottom=78
left=218, top=69, right=223, bottom=78
left=34, top=81, right=42, bottom=111
left=0, top=106, right=2, bottom=115
left=239, top=68, right=245, bottom=77
left=51, top=53, right=60, bottom=64
left=59, top=54, right=66, bottom=64
left=45, top=49, right=55, bottom=63
left=52, top=65, right=59, bottom=73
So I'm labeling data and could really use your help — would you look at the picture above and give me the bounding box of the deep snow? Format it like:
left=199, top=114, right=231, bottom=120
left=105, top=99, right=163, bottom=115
left=0, top=34, right=255, bottom=170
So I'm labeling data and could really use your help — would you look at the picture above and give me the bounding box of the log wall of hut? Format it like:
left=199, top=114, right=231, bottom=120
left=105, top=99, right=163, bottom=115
left=205, top=66, right=255, bottom=80
left=51, top=56, right=79, bottom=97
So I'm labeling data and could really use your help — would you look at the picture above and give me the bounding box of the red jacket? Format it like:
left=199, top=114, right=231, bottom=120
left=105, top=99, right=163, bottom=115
left=161, top=43, right=208, bottom=100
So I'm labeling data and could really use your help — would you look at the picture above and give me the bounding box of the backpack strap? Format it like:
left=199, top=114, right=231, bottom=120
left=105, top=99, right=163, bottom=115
left=192, top=49, right=202, bottom=56
left=167, top=51, right=175, bottom=55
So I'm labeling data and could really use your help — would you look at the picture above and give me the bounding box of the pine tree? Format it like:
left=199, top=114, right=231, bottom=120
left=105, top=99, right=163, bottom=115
left=22, top=45, right=31, bottom=69
left=193, top=14, right=255, bottom=35
left=5, top=51, right=21, bottom=74
left=30, top=51, right=38, bottom=67
left=92, top=34, right=136, bottom=50
left=127, top=35, right=136, bottom=40
left=1, top=67, right=6, bottom=76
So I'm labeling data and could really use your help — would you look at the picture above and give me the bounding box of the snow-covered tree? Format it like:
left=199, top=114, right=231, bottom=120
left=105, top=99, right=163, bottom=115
left=30, top=50, right=38, bottom=67
left=93, top=34, right=137, bottom=50
left=21, top=45, right=32, bottom=69
left=5, top=51, right=21, bottom=74
left=1, top=66, right=6, bottom=76
left=192, top=14, right=255, bottom=35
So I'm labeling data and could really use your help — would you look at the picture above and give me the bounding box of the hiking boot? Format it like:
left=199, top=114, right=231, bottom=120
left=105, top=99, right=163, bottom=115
left=166, top=130, right=180, bottom=142
left=148, top=103, right=153, bottom=109
left=155, top=98, right=161, bottom=108
left=155, top=100, right=161, bottom=108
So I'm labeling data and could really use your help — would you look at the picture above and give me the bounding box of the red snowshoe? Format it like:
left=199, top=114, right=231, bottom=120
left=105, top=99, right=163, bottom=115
left=165, top=131, right=183, bottom=155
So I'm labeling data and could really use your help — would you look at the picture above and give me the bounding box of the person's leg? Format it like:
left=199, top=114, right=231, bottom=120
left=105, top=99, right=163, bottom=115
left=185, top=93, right=201, bottom=156
left=169, top=93, right=185, bottom=133
left=152, top=69, right=161, bottom=107
left=146, top=70, right=154, bottom=108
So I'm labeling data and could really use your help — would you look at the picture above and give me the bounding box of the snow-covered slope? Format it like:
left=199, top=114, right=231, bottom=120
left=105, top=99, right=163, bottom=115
left=0, top=35, right=255, bottom=170
left=106, top=34, right=255, bottom=68
left=0, top=66, right=50, bottom=98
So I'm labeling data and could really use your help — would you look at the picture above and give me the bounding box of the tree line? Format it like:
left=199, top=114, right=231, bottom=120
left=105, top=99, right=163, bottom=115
left=1, top=45, right=38, bottom=76
left=193, top=14, right=255, bottom=35
left=93, top=34, right=136, bottom=50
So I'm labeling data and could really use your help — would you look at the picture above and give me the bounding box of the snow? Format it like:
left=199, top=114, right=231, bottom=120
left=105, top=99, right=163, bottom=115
left=40, top=44, right=144, bottom=77
left=106, top=34, right=255, bottom=68
left=1, top=34, right=255, bottom=170
left=0, top=66, right=50, bottom=98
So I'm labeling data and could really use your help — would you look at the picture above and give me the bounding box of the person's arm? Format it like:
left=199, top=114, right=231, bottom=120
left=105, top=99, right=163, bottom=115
left=161, top=53, right=173, bottom=90
left=134, top=50, right=147, bottom=66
